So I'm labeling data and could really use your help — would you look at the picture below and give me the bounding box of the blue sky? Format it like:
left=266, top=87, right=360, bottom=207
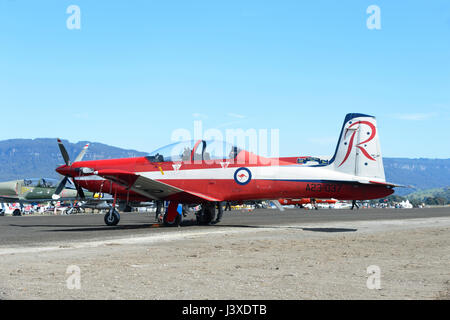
left=0, top=0, right=449, bottom=158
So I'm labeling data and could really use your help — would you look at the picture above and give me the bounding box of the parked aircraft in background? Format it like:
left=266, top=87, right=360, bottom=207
left=278, top=198, right=338, bottom=208
left=0, top=178, right=94, bottom=215
left=54, top=113, right=399, bottom=227
left=331, top=201, right=353, bottom=209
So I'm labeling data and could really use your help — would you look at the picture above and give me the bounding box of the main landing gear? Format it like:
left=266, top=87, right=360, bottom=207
left=196, top=202, right=224, bottom=225
left=196, top=203, right=215, bottom=225
left=162, top=201, right=223, bottom=226
left=160, top=201, right=223, bottom=226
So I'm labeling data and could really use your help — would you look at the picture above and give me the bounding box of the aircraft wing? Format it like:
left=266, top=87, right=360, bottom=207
left=0, top=195, right=85, bottom=203
left=94, top=169, right=222, bottom=202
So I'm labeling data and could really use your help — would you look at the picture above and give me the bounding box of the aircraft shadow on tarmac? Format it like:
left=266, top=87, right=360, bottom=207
left=8, top=221, right=357, bottom=233
left=215, top=224, right=357, bottom=233
left=8, top=219, right=201, bottom=232
left=8, top=223, right=160, bottom=232
left=301, top=227, right=357, bottom=233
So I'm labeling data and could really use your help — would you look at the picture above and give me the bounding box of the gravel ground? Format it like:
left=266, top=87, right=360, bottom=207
left=0, top=217, right=449, bottom=300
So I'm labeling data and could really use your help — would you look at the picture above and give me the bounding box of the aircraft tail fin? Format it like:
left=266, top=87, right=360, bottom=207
left=329, top=113, right=386, bottom=181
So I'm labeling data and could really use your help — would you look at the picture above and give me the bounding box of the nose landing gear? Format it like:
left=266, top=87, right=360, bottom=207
left=104, top=189, right=120, bottom=226
left=104, top=208, right=120, bottom=226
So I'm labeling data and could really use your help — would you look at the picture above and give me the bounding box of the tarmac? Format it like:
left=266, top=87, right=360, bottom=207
left=1, top=207, right=450, bottom=247
left=0, top=207, right=449, bottom=299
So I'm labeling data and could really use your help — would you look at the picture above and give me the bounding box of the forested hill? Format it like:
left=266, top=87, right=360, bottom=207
left=383, top=158, right=450, bottom=195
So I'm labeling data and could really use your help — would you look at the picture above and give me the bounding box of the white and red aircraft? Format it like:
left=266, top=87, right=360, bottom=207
left=54, top=113, right=397, bottom=226
left=278, top=198, right=338, bottom=207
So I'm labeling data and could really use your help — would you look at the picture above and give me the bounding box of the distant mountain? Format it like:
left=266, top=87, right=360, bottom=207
left=383, top=158, right=450, bottom=195
left=0, top=139, right=448, bottom=196
left=0, top=139, right=147, bottom=181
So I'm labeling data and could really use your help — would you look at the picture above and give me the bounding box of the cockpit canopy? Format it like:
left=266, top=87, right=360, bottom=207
left=23, top=178, right=75, bottom=189
left=23, top=178, right=59, bottom=188
left=146, top=140, right=241, bottom=163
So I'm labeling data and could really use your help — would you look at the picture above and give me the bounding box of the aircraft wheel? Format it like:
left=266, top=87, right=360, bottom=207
left=163, top=213, right=182, bottom=227
left=104, top=209, right=120, bottom=226
left=13, top=209, right=22, bottom=216
left=196, top=205, right=215, bottom=225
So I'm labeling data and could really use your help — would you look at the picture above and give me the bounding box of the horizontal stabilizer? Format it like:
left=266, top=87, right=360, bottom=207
left=367, top=180, right=413, bottom=188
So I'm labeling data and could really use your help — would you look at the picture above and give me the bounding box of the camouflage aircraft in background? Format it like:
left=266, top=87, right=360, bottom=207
left=0, top=177, right=95, bottom=215
left=0, top=143, right=95, bottom=216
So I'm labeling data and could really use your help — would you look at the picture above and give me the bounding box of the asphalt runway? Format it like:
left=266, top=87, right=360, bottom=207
left=1, top=207, right=449, bottom=247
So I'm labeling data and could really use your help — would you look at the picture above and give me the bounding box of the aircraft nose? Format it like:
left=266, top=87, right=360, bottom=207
left=56, top=165, right=70, bottom=176
left=0, top=181, right=18, bottom=196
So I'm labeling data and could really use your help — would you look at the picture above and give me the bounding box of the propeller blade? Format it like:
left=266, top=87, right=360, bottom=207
left=74, top=143, right=90, bottom=163
left=77, top=186, right=86, bottom=199
left=57, top=139, right=71, bottom=166
left=72, top=178, right=86, bottom=199
left=54, top=176, right=69, bottom=196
